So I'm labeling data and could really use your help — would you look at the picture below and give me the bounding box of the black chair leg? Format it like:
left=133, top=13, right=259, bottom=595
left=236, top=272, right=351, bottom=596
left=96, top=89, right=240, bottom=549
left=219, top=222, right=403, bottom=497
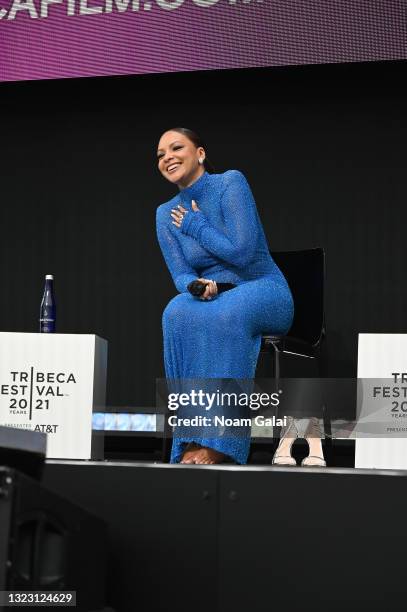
left=271, top=341, right=281, bottom=381
left=270, top=341, right=282, bottom=445
left=162, top=410, right=172, bottom=463
left=318, top=351, right=333, bottom=467
left=322, top=403, right=333, bottom=466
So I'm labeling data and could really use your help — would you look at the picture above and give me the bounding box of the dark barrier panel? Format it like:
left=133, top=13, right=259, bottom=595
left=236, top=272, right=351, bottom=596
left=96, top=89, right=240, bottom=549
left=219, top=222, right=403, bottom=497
left=218, top=468, right=407, bottom=611
left=44, top=462, right=407, bottom=611
left=44, top=462, right=218, bottom=612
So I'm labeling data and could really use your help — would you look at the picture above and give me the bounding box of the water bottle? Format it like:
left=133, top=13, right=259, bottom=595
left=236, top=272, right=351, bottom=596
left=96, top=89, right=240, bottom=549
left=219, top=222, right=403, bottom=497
left=39, top=274, right=56, bottom=333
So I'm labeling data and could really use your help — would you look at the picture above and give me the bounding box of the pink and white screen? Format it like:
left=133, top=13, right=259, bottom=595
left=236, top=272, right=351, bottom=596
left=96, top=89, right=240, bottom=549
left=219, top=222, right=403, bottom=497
left=1, top=0, right=406, bottom=82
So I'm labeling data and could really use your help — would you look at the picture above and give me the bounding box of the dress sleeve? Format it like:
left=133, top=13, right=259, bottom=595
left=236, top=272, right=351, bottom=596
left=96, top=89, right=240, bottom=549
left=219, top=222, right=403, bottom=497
left=179, top=170, right=258, bottom=268
left=156, top=205, right=197, bottom=293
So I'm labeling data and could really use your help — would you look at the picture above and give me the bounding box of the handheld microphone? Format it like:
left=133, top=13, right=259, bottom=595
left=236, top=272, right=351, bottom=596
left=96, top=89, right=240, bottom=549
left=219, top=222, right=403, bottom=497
left=187, top=280, right=236, bottom=297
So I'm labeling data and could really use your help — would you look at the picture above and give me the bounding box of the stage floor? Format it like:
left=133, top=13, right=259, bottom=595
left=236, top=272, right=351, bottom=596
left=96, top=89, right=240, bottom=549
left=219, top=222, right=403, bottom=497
left=43, top=459, right=407, bottom=612
left=47, top=457, right=406, bottom=475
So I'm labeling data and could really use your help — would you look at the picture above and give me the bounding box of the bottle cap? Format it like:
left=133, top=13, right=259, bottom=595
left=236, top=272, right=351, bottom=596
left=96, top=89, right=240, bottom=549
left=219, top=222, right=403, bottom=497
left=45, top=275, right=54, bottom=280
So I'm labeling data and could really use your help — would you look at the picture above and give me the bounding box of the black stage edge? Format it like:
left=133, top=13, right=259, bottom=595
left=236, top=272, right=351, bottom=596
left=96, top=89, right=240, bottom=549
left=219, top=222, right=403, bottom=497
left=43, top=461, right=407, bottom=612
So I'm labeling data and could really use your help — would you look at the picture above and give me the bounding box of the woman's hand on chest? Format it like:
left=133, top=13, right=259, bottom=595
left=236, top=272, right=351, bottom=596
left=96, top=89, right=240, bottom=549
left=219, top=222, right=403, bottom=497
left=171, top=199, right=200, bottom=228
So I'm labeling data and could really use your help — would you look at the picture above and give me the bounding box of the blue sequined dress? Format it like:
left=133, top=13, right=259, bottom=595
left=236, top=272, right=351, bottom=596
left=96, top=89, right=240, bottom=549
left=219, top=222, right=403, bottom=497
left=156, top=170, right=294, bottom=464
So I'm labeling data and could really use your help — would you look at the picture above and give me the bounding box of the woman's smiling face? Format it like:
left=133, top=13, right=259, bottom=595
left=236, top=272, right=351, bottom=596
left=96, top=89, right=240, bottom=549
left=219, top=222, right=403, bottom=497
left=157, top=130, right=205, bottom=188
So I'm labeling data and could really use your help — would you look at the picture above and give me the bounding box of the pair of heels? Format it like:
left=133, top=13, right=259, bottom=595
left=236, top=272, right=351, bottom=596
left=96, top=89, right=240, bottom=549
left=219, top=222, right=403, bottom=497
left=272, top=416, right=327, bottom=467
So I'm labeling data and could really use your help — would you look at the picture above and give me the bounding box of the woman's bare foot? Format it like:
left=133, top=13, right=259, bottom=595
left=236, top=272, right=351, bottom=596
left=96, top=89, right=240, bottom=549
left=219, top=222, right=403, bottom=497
left=193, top=447, right=226, bottom=465
left=180, top=443, right=201, bottom=464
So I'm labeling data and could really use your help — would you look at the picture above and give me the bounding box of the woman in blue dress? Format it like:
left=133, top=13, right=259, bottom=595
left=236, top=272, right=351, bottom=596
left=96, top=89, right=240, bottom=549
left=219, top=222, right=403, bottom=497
left=156, top=127, right=294, bottom=465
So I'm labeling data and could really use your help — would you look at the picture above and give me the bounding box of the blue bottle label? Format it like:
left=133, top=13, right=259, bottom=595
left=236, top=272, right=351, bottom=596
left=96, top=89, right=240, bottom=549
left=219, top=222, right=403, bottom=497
left=39, top=318, right=56, bottom=333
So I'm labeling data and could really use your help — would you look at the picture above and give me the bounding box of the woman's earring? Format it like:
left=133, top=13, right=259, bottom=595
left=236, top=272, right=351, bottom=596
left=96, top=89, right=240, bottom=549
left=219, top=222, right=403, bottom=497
left=199, top=158, right=204, bottom=164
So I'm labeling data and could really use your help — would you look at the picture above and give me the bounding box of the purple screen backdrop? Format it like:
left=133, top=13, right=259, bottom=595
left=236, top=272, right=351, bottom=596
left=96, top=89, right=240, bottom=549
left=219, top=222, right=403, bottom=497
left=1, top=0, right=406, bottom=82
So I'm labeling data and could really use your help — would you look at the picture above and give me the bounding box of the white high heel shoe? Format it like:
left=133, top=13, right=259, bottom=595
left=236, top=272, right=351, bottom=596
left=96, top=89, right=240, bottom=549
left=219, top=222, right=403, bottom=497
left=301, top=417, right=327, bottom=467
left=272, top=417, right=298, bottom=466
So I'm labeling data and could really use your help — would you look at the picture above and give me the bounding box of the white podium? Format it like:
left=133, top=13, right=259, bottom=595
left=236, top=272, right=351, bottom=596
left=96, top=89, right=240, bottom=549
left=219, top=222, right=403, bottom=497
left=356, top=333, right=407, bottom=470
left=0, top=333, right=107, bottom=460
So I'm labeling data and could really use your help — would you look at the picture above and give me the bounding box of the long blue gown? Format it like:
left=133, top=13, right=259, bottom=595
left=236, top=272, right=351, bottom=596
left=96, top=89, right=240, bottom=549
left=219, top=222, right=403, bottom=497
left=156, top=169, right=294, bottom=464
